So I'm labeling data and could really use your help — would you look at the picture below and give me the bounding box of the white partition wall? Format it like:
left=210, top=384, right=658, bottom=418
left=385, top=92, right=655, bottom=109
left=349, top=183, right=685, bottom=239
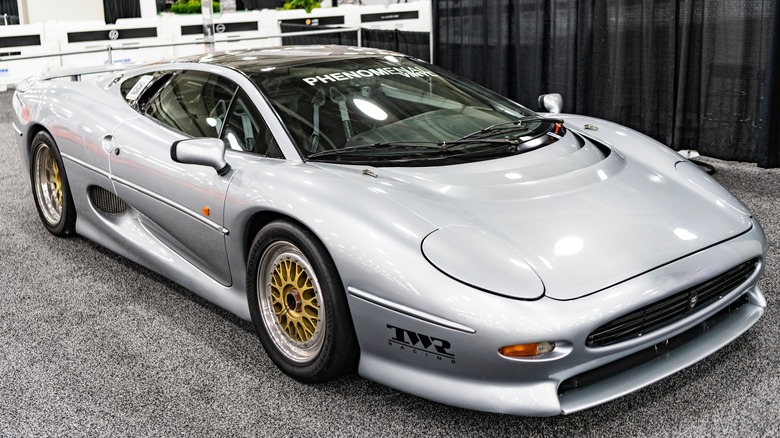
left=0, top=1, right=431, bottom=87
left=139, top=0, right=158, bottom=19
left=358, top=1, right=431, bottom=32
left=0, top=23, right=59, bottom=89
left=276, top=7, right=352, bottom=46
left=276, top=2, right=430, bottom=38
left=161, top=10, right=277, bottom=58
left=22, top=0, right=104, bottom=24
left=47, top=17, right=173, bottom=68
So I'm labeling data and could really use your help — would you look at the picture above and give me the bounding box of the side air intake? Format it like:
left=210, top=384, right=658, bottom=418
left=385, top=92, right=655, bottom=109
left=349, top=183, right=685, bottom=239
left=89, top=186, right=128, bottom=214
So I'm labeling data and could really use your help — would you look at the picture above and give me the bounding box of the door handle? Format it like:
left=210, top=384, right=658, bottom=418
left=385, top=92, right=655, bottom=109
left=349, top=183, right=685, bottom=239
left=101, top=135, right=115, bottom=154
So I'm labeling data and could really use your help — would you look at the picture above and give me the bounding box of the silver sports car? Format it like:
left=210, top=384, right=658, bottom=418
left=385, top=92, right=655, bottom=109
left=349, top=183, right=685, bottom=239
left=11, top=46, right=767, bottom=416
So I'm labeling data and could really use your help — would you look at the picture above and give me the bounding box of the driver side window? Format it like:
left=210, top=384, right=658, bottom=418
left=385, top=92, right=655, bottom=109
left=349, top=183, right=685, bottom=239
left=221, top=89, right=276, bottom=156
left=146, top=70, right=237, bottom=139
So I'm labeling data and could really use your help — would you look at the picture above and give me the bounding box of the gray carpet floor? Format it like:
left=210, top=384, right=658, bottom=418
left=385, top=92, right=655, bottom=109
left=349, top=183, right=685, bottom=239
left=0, top=90, right=778, bottom=437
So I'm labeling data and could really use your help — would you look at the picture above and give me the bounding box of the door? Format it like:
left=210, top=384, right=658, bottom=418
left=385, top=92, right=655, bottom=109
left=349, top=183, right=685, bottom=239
left=108, top=70, right=239, bottom=285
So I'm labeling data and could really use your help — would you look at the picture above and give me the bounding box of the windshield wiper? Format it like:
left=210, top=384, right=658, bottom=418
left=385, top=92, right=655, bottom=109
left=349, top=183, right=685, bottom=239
left=307, top=139, right=521, bottom=160
left=459, top=115, right=564, bottom=141
left=308, top=142, right=440, bottom=159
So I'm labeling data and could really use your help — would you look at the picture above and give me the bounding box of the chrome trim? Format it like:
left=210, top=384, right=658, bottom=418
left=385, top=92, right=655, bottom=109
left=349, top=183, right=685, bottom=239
left=11, top=122, right=22, bottom=137
left=348, top=286, right=476, bottom=334
left=61, top=153, right=229, bottom=236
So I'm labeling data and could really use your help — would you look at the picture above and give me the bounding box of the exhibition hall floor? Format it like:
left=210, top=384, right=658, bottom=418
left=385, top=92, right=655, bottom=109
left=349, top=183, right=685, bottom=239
left=1, top=91, right=778, bottom=436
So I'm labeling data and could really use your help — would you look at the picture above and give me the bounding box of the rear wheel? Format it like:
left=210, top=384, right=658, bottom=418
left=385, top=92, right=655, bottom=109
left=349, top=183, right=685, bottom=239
left=30, top=131, right=76, bottom=236
left=247, top=220, right=359, bottom=382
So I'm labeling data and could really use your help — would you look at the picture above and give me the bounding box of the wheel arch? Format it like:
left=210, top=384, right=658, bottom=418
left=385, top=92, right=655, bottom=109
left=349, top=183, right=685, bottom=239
left=24, top=124, right=51, bottom=167
left=242, top=210, right=330, bottom=271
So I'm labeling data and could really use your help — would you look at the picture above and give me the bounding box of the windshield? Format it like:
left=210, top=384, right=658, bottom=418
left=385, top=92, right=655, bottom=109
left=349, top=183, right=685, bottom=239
left=251, top=56, right=561, bottom=165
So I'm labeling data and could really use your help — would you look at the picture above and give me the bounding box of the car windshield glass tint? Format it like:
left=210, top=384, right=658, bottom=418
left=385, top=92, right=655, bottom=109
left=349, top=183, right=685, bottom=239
left=251, top=56, right=553, bottom=164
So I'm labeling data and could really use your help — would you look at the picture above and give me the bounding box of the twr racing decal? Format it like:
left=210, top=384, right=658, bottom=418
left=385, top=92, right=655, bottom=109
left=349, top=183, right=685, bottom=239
left=387, top=324, right=456, bottom=364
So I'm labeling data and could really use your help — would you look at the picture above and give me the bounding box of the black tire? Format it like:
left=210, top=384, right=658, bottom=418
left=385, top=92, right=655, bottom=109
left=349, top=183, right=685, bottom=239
left=30, top=131, right=77, bottom=236
left=247, top=220, right=359, bottom=382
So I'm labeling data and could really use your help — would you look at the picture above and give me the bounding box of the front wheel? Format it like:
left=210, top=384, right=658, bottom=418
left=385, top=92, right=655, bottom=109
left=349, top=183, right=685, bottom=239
left=247, top=220, right=359, bottom=382
left=30, top=131, right=76, bottom=236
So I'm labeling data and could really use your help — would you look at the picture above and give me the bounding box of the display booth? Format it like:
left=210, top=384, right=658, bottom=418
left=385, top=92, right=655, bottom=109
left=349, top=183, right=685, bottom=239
left=46, top=17, right=172, bottom=68
left=161, top=10, right=278, bottom=57
left=0, top=1, right=432, bottom=87
left=358, top=2, right=431, bottom=31
left=0, top=23, right=59, bottom=90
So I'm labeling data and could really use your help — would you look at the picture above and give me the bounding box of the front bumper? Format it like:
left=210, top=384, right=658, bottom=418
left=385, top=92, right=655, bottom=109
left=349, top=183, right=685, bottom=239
left=557, top=288, right=763, bottom=414
left=347, top=220, right=767, bottom=416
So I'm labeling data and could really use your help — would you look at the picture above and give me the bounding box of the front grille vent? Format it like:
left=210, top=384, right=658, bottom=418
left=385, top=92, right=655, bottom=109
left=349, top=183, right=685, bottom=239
left=586, top=258, right=759, bottom=347
left=89, top=186, right=128, bottom=214
left=560, top=293, right=750, bottom=397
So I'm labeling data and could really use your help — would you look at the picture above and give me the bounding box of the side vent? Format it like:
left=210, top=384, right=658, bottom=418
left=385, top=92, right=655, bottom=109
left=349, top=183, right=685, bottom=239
left=89, top=186, right=128, bottom=214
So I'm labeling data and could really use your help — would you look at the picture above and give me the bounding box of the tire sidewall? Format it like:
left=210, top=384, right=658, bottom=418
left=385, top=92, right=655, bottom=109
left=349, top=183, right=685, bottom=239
left=30, top=131, right=76, bottom=236
left=246, top=220, right=357, bottom=382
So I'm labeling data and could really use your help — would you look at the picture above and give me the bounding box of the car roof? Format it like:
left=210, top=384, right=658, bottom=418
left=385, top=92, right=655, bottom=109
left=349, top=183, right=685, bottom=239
left=174, top=45, right=403, bottom=74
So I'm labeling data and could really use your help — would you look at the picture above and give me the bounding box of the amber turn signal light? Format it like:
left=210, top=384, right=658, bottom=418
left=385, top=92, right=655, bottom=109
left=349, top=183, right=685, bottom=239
left=499, top=341, right=556, bottom=358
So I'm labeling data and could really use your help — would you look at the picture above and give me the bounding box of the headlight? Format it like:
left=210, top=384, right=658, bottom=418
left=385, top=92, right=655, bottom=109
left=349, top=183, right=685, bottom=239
left=422, top=226, right=544, bottom=299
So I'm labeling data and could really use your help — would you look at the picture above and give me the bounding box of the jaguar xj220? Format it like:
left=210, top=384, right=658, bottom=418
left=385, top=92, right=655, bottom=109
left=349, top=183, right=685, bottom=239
left=11, top=46, right=767, bottom=415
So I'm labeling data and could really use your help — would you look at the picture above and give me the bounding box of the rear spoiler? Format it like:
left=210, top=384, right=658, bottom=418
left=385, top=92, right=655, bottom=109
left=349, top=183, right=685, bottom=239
left=41, top=63, right=139, bottom=81
left=15, top=63, right=143, bottom=92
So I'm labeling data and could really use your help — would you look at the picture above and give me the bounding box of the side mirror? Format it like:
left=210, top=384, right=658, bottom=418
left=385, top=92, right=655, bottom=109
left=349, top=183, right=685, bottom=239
left=537, top=93, right=564, bottom=114
left=171, top=138, right=231, bottom=176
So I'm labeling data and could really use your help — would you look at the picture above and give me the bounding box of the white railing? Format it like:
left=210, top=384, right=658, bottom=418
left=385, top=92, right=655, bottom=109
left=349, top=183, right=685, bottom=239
left=0, top=2, right=431, bottom=89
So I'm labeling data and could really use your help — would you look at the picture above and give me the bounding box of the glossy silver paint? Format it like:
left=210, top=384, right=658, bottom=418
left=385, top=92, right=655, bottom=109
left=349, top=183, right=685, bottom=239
left=172, top=138, right=231, bottom=176
left=538, top=93, right=564, bottom=114
left=11, top=47, right=767, bottom=416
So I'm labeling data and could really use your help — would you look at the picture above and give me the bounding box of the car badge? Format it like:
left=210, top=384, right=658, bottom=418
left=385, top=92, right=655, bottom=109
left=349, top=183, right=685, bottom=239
left=688, top=292, right=699, bottom=309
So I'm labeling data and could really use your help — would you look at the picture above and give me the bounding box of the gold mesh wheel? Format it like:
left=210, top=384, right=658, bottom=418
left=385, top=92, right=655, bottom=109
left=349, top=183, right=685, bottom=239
left=33, top=142, right=63, bottom=226
left=257, top=241, right=325, bottom=363
left=270, top=258, right=319, bottom=342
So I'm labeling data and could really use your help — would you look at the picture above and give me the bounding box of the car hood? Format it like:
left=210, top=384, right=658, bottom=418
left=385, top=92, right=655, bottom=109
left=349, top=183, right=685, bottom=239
left=319, top=130, right=753, bottom=300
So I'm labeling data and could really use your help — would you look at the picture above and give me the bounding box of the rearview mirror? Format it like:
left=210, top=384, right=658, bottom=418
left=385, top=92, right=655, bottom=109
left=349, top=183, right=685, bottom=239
left=537, top=93, right=563, bottom=114
left=171, top=138, right=231, bottom=176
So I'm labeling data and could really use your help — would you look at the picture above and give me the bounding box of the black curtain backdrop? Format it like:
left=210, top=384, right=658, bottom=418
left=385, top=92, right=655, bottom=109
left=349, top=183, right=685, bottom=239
left=361, top=28, right=430, bottom=62
left=280, top=24, right=359, bottom=46
left=759, top=1, right=780, bottom=168
left=104, top=0, right=141, bottom=24
left=279, top=26, right=430, bottom=62
left=433, top=0, right=776, bottom=167
left=0, top=0, right=19, bottom=24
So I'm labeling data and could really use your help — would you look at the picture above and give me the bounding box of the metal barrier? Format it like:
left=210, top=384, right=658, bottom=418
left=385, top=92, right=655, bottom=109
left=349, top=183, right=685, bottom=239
left=0, top=27, right=363, bottom=64
left=0, top=26, right=434, bottom=65
left=2, top=14, right=20, bottom=26
left=0, top=1, right=432, bottom=89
